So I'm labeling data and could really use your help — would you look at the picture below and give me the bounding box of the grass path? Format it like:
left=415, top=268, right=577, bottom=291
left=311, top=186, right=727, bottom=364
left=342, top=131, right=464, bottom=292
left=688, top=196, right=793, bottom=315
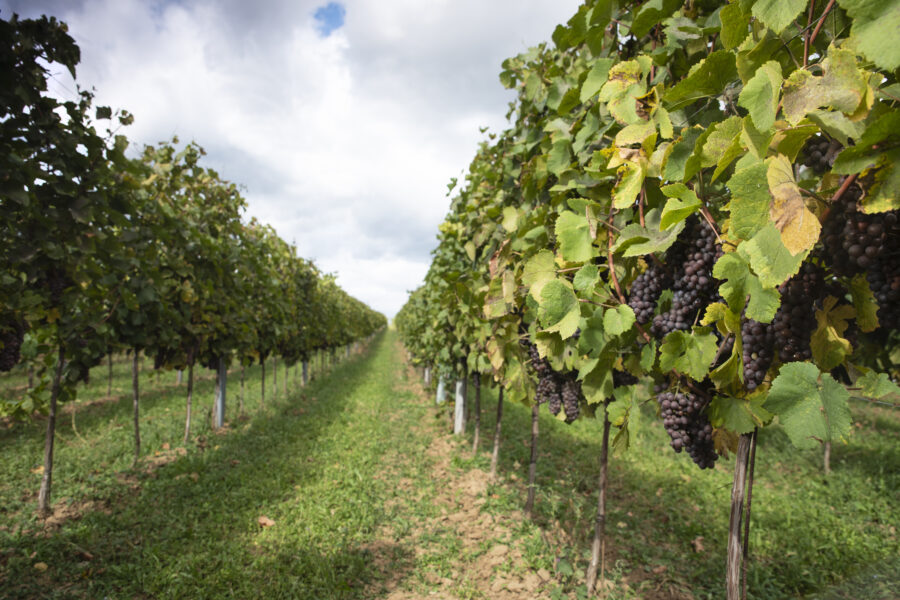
left=1, top=330, right=898, bottom=599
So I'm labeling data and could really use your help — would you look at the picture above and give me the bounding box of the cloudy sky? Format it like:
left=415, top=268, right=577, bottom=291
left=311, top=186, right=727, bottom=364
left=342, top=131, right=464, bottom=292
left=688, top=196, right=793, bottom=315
left=1, top=0, right=582, bottom=318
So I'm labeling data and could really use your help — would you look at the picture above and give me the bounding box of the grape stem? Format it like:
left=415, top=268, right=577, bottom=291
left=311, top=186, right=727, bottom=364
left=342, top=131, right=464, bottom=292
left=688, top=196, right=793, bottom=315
left=809, top=0, right=837, bottom=49
left=803, top=0, right=817, bottom=67
left=832, top=173, right=858, bottom=203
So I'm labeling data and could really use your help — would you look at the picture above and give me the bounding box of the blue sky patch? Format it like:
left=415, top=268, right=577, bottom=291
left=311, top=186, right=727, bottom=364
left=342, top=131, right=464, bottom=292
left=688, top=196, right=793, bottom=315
left=314, top=2, right=345, bottom=37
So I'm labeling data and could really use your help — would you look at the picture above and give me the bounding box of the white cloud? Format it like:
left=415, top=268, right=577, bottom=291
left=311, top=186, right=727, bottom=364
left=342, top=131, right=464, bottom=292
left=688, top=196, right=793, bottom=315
left=2, top=0, right=583, bottom=317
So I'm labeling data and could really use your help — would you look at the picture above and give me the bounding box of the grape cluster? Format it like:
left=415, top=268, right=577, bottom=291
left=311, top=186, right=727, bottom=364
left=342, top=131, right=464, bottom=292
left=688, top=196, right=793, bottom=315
left=42, top=267, right=71, bottom=307
left=820, top=185, right=894, bottom=275
left=0, top=317, right=26, bottom=372
left=799, top=136, right=839, bottom=174
left=651, top=217, right=722, bottom=338
left=741, top=319, right=774, bottom=390
left=656, top=387, right=717, bottom=469
left=865, top=230, right=900, bottom=332
left=627, top=262, right=672, bottom=324
left=524, top=340, right=583, bottom=423
left=772, top=263, right=824, bottom=363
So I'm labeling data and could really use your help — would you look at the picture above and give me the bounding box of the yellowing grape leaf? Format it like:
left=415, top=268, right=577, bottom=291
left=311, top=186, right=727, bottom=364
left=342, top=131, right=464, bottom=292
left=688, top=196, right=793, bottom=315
left=811, top=296, right=855, bottom=371
left=767, top=154, right=821, bottom=255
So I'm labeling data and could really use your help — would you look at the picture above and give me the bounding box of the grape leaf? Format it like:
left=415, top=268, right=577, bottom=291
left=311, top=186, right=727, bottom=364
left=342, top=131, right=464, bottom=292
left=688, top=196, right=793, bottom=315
left=726, top=162, right=771, bottom=241
left=849, top=273, right=879, bottom=332
left=712, top=252, right=780, bottom=323
left=709, top=341, right=744, bottom=391
left=612, top=161, right=645, bottom=209
left=811, top=296, right=855, bottom=371
left=547, top=139, right=573, bottom=176
left=538, top=280, right=581, bottom=339
left=632, top=0, right=683, bottom=37
left=708, top=396, right=771, bottom=434
left=860, top=150, right=900, bottom=214
left=663, top=126, right=704, bottom=181
left=659, top=329, right=719, bottom=381
left=603, top=304, right=636, bottom=337
left=573, top=263, right=600, bottom=292
left=752, top=0, right=807, bottom=34
left=698, top=116, right=743, bottom=169
left=523, top=250, right=557, bottom=300
left=612, top=209, right=685, bottom=256
left=855, top=371, right=900, bottom=402
left=580, top=58, right=615, bottom=102
left=765, top=363, right=851, bottom=449
left=837, top=0, right=900, bottom=71
left=502, top=206, right=519, bottom=232
left=556, top=211, right=595, bottom=262
left=720, top=3, right=750, bottom=49
left=738, top=224, right=806, bottom=288
left=664, top=51, right=738, bottom=110
left=767, top=154, right=821, bottom=255
left=782, top=48, right=866, bottom=125
left=659, top=183, right=701, bottom=230
left=738, top=61, right=782, bottom=133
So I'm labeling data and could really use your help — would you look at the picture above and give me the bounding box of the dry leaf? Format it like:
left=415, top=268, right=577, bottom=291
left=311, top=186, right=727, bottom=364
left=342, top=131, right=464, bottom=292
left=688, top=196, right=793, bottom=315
left=33, top=562, right=48, bottom=571
left=257, top=516, right=275, bottom=527
left=31, top=466, right=44, bottom=474
left=691, top=536, right=705, bottom=553
left=162, top=443, right=170, bottom=451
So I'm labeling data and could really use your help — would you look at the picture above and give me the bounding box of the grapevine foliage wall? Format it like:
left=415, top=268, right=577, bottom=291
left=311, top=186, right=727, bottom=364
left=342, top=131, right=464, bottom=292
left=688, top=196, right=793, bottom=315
left=397, top=0, right=899, bottom=461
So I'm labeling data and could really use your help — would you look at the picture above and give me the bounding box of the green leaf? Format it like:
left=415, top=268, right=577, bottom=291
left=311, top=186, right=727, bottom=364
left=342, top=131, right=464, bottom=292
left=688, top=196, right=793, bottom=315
left=631, top=0, right=684, bottom=37
left=523, top=250, right=557, bottom=301
left=712, top=252, right=780, bottom=322
left=580, top=58, right=615, bottom=102
left=502, top=206, right=519, bottom=232
left=538, top=280, right=581, bottom=339
left=720, top=3, right=750, bottom=49
left=737, top=225, right=806, bottom=288
left=573, top=264, right=600, bottom=292
left=751, top=0, right=807, bottom=34
left=811, top=296, right=855, bottom=371
left=699, top=116, right=743, bottom=169
left=765, top=363, right=851, bottom=449
left=659, top=183, right=701, bottom=230
left=555, top=211, right=595, bottom=263
left=849, top=273, right=879, bottom=333
left=663, top=126, right=704, bottom=181
left=738, top=61, right=782, bottom=133
left=603, top=304, right=636, bottom=337
left=613, top=210, right=685, bottom=257
left=708, top=396, right=771, bottom=434
left=547, top=140, right=573, bottom=176
left=659, top=329, right=719, bottom=381
left=664, top=51, right=738, bottom=110
left=726, top=162, right=771, bottom=241
left=615, top=120, right=657, bottom=146
left=837, top=0, right=900, bottom=71
left=807, top=110, right=864, bottom=147
left=855, top=371, right=900, bottom=402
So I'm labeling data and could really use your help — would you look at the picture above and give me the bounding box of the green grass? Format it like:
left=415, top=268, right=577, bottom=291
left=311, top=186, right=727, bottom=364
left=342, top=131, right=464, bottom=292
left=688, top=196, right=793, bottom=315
left=1, top=332, right=897, bottom=599
left=460, top=382, right=900, bottom=599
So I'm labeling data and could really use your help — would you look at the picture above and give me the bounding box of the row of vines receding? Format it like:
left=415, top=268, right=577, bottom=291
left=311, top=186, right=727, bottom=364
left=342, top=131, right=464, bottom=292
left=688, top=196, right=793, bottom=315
left=396, top=0, right=898, bottom=597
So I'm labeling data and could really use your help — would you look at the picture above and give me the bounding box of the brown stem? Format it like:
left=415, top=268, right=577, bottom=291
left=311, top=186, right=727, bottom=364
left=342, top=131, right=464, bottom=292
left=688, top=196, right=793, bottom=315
left=803, top=0, right=817, bottom=67
left=823, top=441, right=832, bottom=475
left=832, top=173, right=858, bottom=203
left=490, top=387, right=504, bottom=481
left=742, top=428, right=758, bottom=600
left=585, top=411, right=611, bottom=595
left=472, top=374, right=481, bottom=453
left=132, top=350, right=140, bottom=467
left=525, top=402, right=540, bottom=518
left=184, top=364, right=194, bottom=443
left=37, top=345, right=65, bottom=516
left=809, top=0, right=837, bottom=48
left=727, top=433, right=753, bottom=600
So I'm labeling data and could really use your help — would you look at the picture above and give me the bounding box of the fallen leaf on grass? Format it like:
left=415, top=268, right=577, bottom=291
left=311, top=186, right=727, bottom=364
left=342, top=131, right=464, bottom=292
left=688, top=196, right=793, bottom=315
left=691, top=536, right=705, bottom=553
left=652, top=564, right=668, bottom=574
left=31, top=466, right=44, bottom=474
left=162, top=443, right=170, bottom=450
left=33, top=562, right=48, bottom=571
left=258, top=516, right=275, bottom=527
